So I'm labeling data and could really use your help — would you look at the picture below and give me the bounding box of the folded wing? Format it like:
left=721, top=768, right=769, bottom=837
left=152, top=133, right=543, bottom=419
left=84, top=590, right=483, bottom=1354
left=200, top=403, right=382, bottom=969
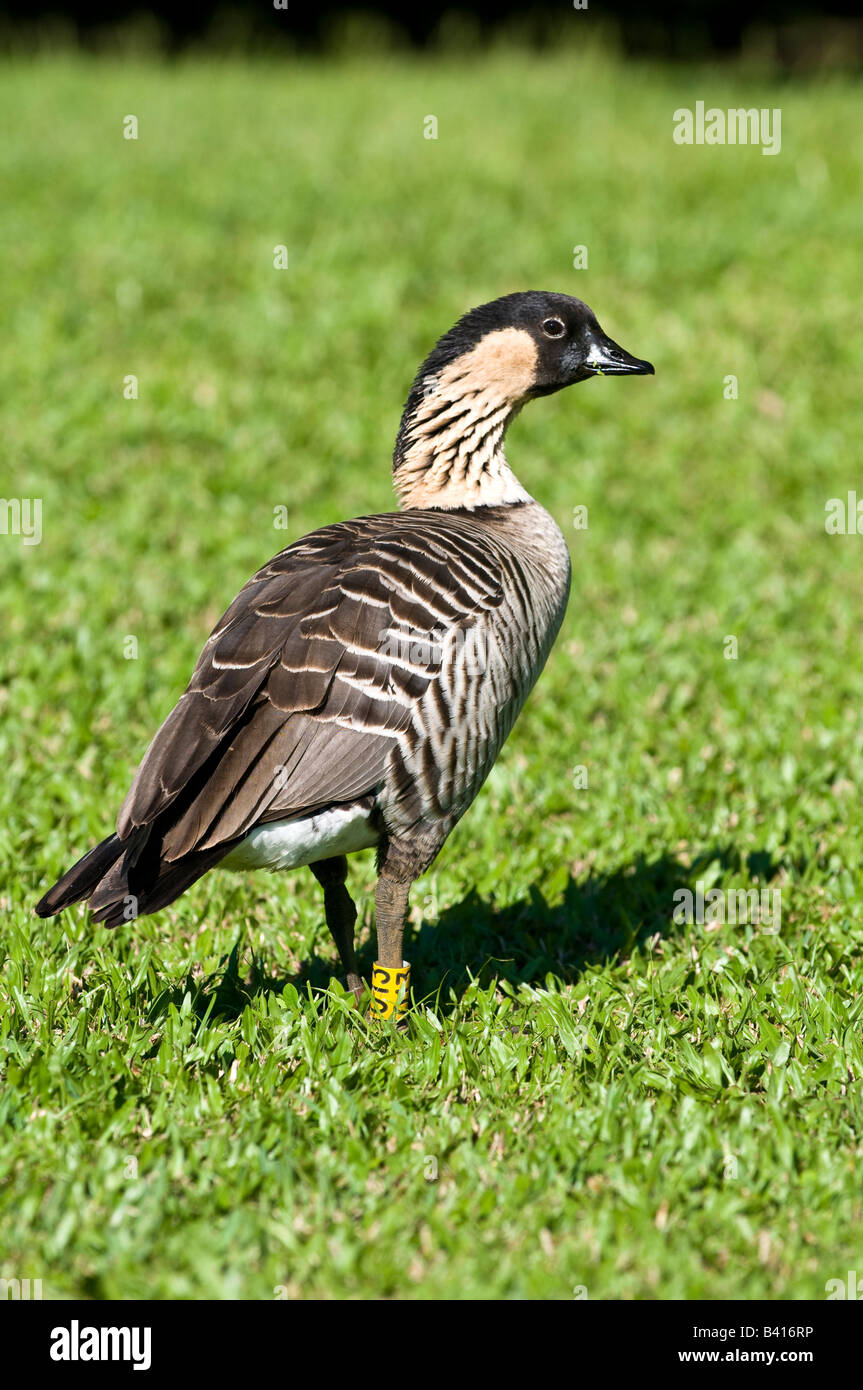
left=116, top=513, right=503, bottom=861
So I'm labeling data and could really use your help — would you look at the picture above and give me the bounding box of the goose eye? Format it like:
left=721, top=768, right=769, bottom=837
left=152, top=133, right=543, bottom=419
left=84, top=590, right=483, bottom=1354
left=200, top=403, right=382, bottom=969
left=541, top=317, right=566, bottom=339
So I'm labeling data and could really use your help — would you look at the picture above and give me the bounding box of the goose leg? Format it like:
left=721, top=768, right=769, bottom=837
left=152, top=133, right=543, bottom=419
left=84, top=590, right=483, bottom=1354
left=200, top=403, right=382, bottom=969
left=309, top=855, right=363, bottom=1003
left=374, top=871, right=411, bottom=967
left=370, top=869, right=413, bottom=1019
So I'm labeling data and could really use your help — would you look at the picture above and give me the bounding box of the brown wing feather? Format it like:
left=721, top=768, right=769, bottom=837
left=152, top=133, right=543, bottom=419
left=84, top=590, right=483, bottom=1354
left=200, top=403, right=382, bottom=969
left=116, top=513, right=503, bottom=858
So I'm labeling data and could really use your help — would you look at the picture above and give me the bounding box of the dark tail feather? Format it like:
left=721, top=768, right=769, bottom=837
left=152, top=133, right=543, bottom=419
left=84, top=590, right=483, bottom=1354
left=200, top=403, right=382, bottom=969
left=34, top=834, right=125, bottom=917
left=35, top=832, right=238, bottom=927
left=35, top=828, right=237, bottom=928
left=89, top=841, right=236, bottom=928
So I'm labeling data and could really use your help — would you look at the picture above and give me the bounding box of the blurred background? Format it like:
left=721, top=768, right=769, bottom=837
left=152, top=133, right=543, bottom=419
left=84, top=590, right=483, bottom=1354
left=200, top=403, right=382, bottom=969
left=1, top=0, right=863, bottom=67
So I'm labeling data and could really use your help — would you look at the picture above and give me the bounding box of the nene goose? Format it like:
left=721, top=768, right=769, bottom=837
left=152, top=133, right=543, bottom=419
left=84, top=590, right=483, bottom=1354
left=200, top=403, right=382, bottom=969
left=36, top=292, right=653, bottom=1015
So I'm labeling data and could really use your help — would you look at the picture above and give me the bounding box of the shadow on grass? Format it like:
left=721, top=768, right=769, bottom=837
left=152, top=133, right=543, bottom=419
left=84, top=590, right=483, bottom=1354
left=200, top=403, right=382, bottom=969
left=154, top=843, right=783, bottom=1023
left=424, top=845, right=790, bottom=1001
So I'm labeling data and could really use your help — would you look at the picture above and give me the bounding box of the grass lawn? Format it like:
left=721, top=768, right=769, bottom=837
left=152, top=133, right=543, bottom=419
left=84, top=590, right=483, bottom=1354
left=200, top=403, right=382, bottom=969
left=1, top=47, right=862, bottom=1300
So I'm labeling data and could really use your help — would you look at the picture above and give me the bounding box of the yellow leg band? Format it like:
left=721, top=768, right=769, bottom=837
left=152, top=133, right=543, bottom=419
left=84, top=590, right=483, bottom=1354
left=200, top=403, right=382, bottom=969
left=370, top=962, right=411, bottom=1019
